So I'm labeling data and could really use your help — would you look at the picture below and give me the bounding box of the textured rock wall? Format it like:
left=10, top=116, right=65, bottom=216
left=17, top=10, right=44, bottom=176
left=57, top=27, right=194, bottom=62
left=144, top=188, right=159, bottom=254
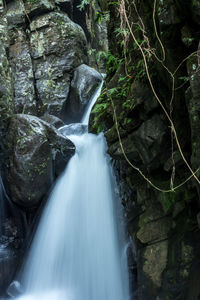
left=0, top=0, right=107, bottom=206
left=90, top=1, right=200, bottom=299
left=0, top=0, right=107, bottom=296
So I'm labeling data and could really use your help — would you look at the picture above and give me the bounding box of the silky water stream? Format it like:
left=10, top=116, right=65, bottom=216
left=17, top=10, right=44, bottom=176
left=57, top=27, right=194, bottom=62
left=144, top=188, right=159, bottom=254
left=14, top=81, right=130, bottom=300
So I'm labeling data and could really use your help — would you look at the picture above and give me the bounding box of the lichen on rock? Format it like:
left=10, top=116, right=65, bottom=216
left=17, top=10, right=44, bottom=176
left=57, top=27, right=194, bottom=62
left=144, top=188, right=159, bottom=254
left=5, top=114, right=75, bottom=208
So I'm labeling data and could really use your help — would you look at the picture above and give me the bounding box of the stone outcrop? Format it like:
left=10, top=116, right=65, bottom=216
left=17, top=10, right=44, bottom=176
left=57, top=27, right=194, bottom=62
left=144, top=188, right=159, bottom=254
left=90, top=0, right=200, bottom=299
left=67, top=64, right=102, bottom=122
left=9, top=27, right=36, bottom=115
left=5, top=114, right=75, bottom=208
left=31, top=12, right=88, bottom=118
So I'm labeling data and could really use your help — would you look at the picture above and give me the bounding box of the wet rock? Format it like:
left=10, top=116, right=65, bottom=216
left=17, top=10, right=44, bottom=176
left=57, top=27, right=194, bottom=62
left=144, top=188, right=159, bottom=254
left=187, top=261, right=200, bottom=300
left=30, top=12, right=87, bottom=62
left=143, top=241, right=168, bottom=288
left=6, top=0, right=25, bottom=28
left=158, top=1, right=181, bottom=27
left=180, top=242, right=193, bottom=279
left=24, top=0, right=55, bottom=18
left=67, top=64, right=102, bottom=122
left=186, top=50, right=200, bottom=172
left=29, top=11, right=87, bottom=117
left=90, top=1, right=200, bottom=299
left=40, top=114, right=64, bottom=129
left=7, top=280, right=23, bottom=298
left=9, top=28, right=36, bottom=115
left=5, top=114, right=75, bottom=208
left=108, top=133, right=140, bottom=162
left=0, top=0, right=3, bottom=14
left=55, top=0, right=73, bottom=17
left=172, top=201, right=185, bottom=218
left=190, top=0, right=200, bottom=25
left=108, top=114, right=168, bottom=170
left=85, top=0, right=108, bottom=72
left=197, top=212, right=200, bottom=229
left=59, top=123, right=88, bottom=136
left=131, top=80, right=159, bottom=116
left=0, top=215, right=25, bottom=297
left=137, top=217, right=171, bottom=244
left=0, top=248, right=18, bottom=296
left=0, top=16, right=14, bottom=161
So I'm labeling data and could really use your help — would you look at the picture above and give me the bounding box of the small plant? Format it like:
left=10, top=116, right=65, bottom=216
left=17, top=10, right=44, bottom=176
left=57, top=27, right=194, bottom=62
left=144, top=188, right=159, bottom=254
left=95, top=11, right=110, bottom=23
left=92, top=102, right=108, bottom=114
left=77, top=0, right=90, bottom=10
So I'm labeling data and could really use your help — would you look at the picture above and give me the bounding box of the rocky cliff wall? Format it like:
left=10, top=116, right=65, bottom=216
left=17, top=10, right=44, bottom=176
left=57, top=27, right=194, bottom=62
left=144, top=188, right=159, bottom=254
left=0, top=0, right=107, bottom=295
left=90, top=1, right=200, bottom=299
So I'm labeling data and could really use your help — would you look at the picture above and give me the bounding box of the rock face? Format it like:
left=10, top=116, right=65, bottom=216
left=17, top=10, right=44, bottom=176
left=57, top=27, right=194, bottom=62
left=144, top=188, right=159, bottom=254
left=5, top=114, right=75, bottom=208
left=0, top=184, right=26, bottom=299
left=67, top=64, right=102, bottom=122
left=0, top=0, right=107, bottom=295
left=0, top=14, right=14, bottom=162
left=0, top=217, right=24, bottom=296
left=8, top=10, right=88, bottom=118
left=59, top=123, right=88, bottom=136
left=30, top=12, right=88, bottom=118
left=0, top=0, right=107, bottom=207
left=40, top=114, right=64, bottom=129
left=90, top=0, right=200, bottom=299
left=9, top=27, right=36, bottom=115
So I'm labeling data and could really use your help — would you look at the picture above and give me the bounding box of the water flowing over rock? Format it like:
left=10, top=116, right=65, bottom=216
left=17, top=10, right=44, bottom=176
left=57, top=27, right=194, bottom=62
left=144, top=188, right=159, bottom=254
left=67, top=64, right=102, bottom=122
left=14, top=83, right=130, bottom=300
left=0, top=0, right=110, bottom=296
left=5, top=114, right=75, bottom=208
left=59, top=123, right=88, bottom=136
left=7, top=281, right=23, bottom=298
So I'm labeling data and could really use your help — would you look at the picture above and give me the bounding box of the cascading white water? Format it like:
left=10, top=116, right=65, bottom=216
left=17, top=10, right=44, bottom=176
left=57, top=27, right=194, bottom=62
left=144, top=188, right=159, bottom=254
left=16, top=82, right=130, bottom=300
left=81, top=79, right=104, bottom=125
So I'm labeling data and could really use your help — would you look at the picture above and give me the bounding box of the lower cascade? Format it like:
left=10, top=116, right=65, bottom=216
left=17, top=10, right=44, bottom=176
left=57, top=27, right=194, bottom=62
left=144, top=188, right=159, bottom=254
left=13, top=86, right=130, bottom=300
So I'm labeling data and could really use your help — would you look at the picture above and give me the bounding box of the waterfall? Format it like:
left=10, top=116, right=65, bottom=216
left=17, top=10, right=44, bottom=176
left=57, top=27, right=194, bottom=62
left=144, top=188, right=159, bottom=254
left=15, top=81, right=130, bottom=300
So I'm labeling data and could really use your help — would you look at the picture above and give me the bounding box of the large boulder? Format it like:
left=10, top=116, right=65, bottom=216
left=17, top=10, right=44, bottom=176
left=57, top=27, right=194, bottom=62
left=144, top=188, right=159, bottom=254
left=59, top=123, right=88, bottom=136
left=67, top=64, right=102, bottom=122
left=30, top=12, right=88, bottom=118
left=40, top=113, right=64, bottom=129
left=5, top=114, right=75, bottom=208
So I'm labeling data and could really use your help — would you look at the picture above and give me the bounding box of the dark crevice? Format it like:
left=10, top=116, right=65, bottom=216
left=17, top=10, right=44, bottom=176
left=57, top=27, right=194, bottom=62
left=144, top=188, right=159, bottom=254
left=73, top=0, right=90, bottom=41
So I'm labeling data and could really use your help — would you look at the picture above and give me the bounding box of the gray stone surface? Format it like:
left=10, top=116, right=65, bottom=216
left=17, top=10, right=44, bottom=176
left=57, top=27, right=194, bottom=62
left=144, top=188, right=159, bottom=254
left=29, top=12, right=88, bottom=117
left=5, top=114, right=75, bottom=208
left=9, top=28, right=36, bottom=114
left=68, top=64, right=102, bottom=122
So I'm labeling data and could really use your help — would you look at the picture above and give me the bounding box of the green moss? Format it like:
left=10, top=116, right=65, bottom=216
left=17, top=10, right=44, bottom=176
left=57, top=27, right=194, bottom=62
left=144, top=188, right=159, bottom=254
left=160, top=193, right=177, bottom=214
